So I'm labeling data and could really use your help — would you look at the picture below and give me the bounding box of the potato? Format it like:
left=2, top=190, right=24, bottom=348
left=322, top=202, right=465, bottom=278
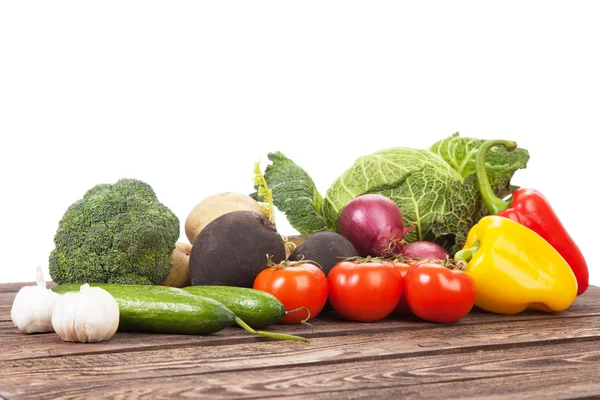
left=185, top=192, right=265, bottom=244
left=159, top=241, right=193, bottom=288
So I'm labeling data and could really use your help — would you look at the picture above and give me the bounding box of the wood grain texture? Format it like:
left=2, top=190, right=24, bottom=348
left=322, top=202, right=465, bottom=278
left=1, top=287, right=599, bottom=361
left=2, top=338, right=599, bottom=399
left=2, top=317, right=600, bottom=396
left=2, top=307, right=600, bottom=362
left=0, top=282, right=55, bottom=294
left=1, top=283, right=599, bottom=399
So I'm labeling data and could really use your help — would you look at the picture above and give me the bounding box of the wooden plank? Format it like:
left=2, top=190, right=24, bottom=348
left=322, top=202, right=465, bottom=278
left=1, top=283, right=600, bottom=399
left=1, top=285, right=599, bottom=354
left=0, top=282, right=56, bottom=294
left=2, top=307, right=600, bottom=362
left=0, top=291, right=18, bottom=322
left=285, top=365, right=600, bottom=400
left=2, top=315, right=599, bottom=386
left=2, top=289, right=600, bottom=361
left=284, top=369, right=600, bottom=400
left=2, top=336, right=599, bottom=399
left=3, top=299, right=600, bottom=362
left=0, top=282, right=30, bottom=293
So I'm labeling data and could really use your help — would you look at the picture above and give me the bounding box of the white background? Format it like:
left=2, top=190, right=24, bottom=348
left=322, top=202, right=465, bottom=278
left=1, top=1, right=598, bottom=287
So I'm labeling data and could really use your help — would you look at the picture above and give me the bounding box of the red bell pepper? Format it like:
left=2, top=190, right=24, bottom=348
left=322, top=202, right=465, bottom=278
left=475, top=139, right=589, bottom=295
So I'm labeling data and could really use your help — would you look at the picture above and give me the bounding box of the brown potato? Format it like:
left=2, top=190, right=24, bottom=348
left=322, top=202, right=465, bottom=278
left=159, top=241, right=193, bottom=288
left=184, top=192, right=265, bottom=244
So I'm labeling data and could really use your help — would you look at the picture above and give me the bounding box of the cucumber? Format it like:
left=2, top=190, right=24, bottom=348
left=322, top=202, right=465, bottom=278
left=52, top=283, right=234, bottom=335
left=52, top=283, right=309, bottom=342
left=182, top=286, right=285, bottom=328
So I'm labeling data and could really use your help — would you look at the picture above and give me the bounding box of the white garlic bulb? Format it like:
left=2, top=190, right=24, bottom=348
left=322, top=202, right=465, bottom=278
left=11, top=266, right=60, bottom=334
left=52, top=284, right=120, bottom=343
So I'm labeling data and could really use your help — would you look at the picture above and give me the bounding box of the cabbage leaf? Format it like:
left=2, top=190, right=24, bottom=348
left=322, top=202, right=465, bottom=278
left=430, top=132, right=530, bottom=197
left=253, top=151, right=329, bottom=237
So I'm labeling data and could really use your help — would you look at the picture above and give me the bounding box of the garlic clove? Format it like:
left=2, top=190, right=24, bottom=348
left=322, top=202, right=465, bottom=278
left=52, top=292, right=78, bottom=342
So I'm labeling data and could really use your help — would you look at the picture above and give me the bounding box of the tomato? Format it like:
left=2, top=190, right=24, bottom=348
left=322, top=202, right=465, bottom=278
left=253, top=261, right=327, bottom=324
left=404, top=261, right=476, bottom=324
left=327, top=260, right=402, bottom=322
left=391, top=261, right=412, bottom=314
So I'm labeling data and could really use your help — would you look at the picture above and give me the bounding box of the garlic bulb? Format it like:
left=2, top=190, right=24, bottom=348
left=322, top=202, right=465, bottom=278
left=52, top=284, right=120, bottom=343
left=11, top=266, right=60, bottom=334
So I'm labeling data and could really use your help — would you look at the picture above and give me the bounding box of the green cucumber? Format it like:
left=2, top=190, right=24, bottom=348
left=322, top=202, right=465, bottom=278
left=52, top=283, right=234, bottom=335
left=52, top=283, right=309, bottom=342
left=182, top=286, right=285, bottom=328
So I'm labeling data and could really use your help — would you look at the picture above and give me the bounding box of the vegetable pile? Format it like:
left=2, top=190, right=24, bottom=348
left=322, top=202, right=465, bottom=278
left=254, top=133, right=530, bottom=253
left=10, top=132, right=590, bottom=344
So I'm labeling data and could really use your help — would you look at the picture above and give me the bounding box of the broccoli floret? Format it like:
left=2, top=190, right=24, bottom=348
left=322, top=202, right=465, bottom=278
left=49, top=178, right=180, bottom=285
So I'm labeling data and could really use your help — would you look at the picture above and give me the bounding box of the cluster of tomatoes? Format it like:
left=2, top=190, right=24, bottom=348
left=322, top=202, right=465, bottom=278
left=253, top=257, right=477, bottom=325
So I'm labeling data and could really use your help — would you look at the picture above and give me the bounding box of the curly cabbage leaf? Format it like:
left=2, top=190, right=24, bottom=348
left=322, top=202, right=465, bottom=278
left=251, top=152, right=329, bottom=236
left=430, top=132, right=530, bottom=197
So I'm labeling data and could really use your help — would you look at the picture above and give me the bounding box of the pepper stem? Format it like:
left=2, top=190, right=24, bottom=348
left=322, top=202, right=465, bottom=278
left=234, top=316, right=309, bottom=343
left=476, top=140, right=517, bottom=214
left=454, top=240, right=480, bottom=264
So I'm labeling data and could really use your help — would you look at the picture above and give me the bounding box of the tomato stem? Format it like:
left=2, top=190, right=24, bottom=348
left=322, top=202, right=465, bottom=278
left=270, top=257, right=322, bottom=270
left=344, top=255, right=386, bottom=263
left=266, top=254, right=275, bottom=267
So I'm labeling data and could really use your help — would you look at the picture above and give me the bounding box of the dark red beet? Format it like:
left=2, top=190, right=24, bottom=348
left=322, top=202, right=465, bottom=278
left=189, top=211, right=286, bottom=288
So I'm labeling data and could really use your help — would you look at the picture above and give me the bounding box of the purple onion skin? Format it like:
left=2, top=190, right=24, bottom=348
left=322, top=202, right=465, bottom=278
left=338, top=194, right=412, bottom=257
left=402, top=241, right=450, bottom=260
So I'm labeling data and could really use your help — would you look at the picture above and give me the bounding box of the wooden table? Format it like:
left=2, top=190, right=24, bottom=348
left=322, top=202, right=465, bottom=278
left=2, top=282, right=600, bottom=399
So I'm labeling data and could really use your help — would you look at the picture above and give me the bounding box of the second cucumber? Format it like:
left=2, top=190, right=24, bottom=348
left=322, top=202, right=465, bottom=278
left=182, top=286, right=286, bottom=328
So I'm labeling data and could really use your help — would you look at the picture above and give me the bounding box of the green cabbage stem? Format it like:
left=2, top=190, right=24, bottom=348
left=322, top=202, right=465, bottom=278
left=476, top=140, right=518, bottom=214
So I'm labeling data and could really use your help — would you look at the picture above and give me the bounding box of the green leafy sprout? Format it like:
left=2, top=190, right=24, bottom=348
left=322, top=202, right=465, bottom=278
left=253, top=160, right=275, bottom=224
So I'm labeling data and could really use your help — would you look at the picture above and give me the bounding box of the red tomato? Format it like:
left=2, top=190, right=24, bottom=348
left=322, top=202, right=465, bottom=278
left=404, top=262, right=476, bottom=324
left=391, top=261, right=412, bottom=314
left=327, top=261, right=402, bottom=322
left=253, top=261, right=327, bottom=324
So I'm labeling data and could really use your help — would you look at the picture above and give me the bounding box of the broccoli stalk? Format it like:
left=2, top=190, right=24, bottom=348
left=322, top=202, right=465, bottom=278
left=49, top=178, right=180, bottom=285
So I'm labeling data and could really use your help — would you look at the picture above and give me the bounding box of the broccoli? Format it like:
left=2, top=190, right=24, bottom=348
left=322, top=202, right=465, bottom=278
left=49, top=178, right=180, bottom=285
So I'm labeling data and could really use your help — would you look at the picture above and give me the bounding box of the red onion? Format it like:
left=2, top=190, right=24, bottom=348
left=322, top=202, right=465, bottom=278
left=338, top=194, right=413, bottom=257
left=402, top=241, right=450, bottom=260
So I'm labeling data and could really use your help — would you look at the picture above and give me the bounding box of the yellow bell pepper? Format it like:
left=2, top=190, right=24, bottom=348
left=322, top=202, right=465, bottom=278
left=454, top=215, right=577, bottom=314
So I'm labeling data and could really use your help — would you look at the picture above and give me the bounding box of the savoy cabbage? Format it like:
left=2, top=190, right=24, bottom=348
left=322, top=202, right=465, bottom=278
left=255, top=133, right=529, bottom=252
